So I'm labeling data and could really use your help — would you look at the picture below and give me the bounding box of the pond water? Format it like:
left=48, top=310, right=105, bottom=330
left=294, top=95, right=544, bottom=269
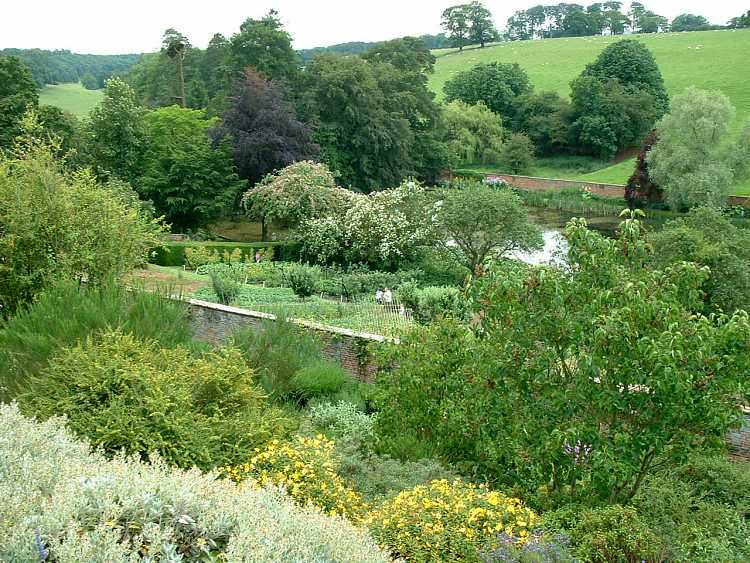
left=515, top=208, right=665, bottom=265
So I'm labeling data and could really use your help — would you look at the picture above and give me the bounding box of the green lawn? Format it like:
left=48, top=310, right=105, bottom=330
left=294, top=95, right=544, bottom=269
left=39, top=82, right=103, bottom=117
left=431, top=29, right=750, bottom=194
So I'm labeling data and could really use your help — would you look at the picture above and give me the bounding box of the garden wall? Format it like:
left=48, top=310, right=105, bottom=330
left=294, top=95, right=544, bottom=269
left=187, top=299, right=384, bottom=382
left=477, top=173, right=750, bottom=209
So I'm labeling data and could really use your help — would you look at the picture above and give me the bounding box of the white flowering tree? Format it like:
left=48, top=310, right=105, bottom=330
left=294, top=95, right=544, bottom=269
left=300, top=180, right=435, bottom=269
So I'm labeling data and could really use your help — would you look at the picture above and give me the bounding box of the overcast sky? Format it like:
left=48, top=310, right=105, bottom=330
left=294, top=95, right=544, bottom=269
left=1, top=1, right=746, bottom=54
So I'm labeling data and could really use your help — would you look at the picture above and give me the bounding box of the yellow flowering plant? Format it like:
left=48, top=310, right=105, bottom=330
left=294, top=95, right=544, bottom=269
left=365, top=479, right=538, bottom=562
left=222, top=434, right=366, bottom=520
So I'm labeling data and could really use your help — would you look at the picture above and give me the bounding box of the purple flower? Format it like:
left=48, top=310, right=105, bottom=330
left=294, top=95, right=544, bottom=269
left=34, top=530, right=49, bottom=561
left=563, top=440, right=593, bottom=466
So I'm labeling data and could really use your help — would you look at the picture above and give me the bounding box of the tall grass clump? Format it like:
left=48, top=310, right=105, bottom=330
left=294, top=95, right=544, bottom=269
left=0, top=282, right=194, bottom=400
left=229, top=317, right=324, bottom=402
left=0, top=403, right=390, bottom=562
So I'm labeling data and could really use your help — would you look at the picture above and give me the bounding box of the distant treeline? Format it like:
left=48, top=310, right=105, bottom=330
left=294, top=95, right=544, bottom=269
left=0, top=48, right=142, bottom=89
left=297, top=34, right=449, bottom=63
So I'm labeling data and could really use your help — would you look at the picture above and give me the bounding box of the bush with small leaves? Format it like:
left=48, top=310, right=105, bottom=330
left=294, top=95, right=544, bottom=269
left=0, top=404, right=390, bottom=562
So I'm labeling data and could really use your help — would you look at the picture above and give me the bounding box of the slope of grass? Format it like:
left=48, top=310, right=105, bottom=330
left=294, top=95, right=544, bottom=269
left=39, top=82, right=103, bottom=117
left=431, top=29, right=750, bottom=193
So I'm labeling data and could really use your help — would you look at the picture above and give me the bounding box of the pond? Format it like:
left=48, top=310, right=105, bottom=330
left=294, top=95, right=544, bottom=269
left=515, top=208, right=667, bottom=265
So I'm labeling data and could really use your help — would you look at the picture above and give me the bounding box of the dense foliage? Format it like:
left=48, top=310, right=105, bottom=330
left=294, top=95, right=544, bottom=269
left=569, top=39, right=666, bottom=159
left=0, top=282, right=193, bottom=401
left=444, top=62, right=532, bottom=123
left=19, top=331, right=293, bottom=470
left=0, top=138, right=161, bottom=316
left=242, top=161, right=341, bottom=239
left=0, top=56, right=38, bottom=148
left=0, top=48, right=141, bottom=87
left=375, top=214, right=750, bottom=505
left=443, top=100, right=504, bottom=166
left=211, top=68, right=319, bottom=188
left=647, top=87, right=744, bottom=210
left=140, top=106, right=244, bottom=230
left=650, top=207, right=750, bottom=315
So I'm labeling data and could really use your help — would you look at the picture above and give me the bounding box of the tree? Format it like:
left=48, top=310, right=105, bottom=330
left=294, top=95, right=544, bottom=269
left=36, top=105, right=81, bottom=158
left=435, top=184, right=543, bottom=272
left=242, top=161, right=343, bottom=241
left=80, top=72, right=99, bottom=90
left=467, top=1, right=498, bottom=47
left=570, top=40, right=666, bottom=158
left=570, top=75, right=658, bottom=159
left=85, top=77, right=147, bottom=183
left=362, top=37, right=436, bottom=74
left=580, top=39, right=669, bottom=115
left=299, top=55, right=415, bottom=192
left=444, top=62, right=532, bottom=123
left=229, top=10, right=299, bottom=84
left=375, top=214, right=750, bottom=505
left=500, top=133, right=536, bottom=174
left=140, top=106, right=244, bottom=231
left=625, top=129, right=661, bottom=206
left=0, top=130, right=162, bottom=315
left=161, top=29, right=191, bottom=107
left=211, top=68, right=318, bottom=188
left=0, top=56, right=38, bottom=149
left=511, top=91, right=571, bottom=156
left=650, top=207, right=750, bottom=315
left=443, top=100, right=504, bottom=166
left=441, top=5, right=471, bottom=51
left=671, top=13, right=710, bottom=32
left=646, top=87, right=741, bottom=210
left=728, top=10, right=750, bottom=28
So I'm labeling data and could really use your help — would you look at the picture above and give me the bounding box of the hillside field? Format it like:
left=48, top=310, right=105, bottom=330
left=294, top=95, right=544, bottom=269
left=39, top=82, right=103, bottom=117
left=431, top=29, right=750, bottom=195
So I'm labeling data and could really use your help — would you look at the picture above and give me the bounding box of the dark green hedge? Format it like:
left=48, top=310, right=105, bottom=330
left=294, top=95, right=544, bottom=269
left=149, top=241, right=301, bottom=267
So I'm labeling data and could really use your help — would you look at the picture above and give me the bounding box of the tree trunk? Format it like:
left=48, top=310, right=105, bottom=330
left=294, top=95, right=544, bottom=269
left=261, top=216, right=268, bottom=242
left=178, top=56, right=186, bottom=108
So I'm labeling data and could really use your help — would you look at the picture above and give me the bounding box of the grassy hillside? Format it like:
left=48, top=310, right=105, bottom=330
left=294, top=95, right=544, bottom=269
left=39, top=82, right=103, bottom=117
left=431, top=29, right=750, bottom=195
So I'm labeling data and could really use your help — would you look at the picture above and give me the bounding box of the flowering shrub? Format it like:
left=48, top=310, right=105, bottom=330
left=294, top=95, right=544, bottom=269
left=0, top=404, right=390, bottom=562
left=481, top=531, right=576, bottom=562
left=223, top=435, right=366, bottom=520
left=365, top=479, right=539, bottom=562
left=300, top=180, right=435, bottom=269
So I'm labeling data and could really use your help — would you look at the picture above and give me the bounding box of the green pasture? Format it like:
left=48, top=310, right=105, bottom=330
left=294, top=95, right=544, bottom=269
left=431, top=29, right=750, bottom=194
left=39, top=82, right=103, bottom=117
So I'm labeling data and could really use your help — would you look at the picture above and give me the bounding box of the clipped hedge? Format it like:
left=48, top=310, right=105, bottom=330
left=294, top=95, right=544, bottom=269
left=150, top=241, right=301, bottom=267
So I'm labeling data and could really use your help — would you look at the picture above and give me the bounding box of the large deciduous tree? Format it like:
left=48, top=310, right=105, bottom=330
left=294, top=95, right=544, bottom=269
left=646, top=87, right=744, bottom=210
left=85, top=77, right=147, bottom=183
left=0, top=56, right=38, bottom=149
left=242, top=161, right=342, bottom=240
left=441, top=5, right=472, bottom=51
left=211, top=68, right=318, bottom=188
left=229, top=10, right=299, bottom=84
left=444, top=62, right=532, bottom=123
left=570, top=40, right=666, bottom=159
left=443, top=100, right=504, bottom=166
left=140, top=106, right=244, bottom=231
left=467, top=1, right=498, bottom=47
left=435, top=183, right=543, bottom=272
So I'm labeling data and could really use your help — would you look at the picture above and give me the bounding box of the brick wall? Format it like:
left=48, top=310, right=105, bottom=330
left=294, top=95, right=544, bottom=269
left=729, top=414, right=750, bottom=462
left=188, top=299, right=385, bottom=382
left=481, top=173, right=750, bottom=209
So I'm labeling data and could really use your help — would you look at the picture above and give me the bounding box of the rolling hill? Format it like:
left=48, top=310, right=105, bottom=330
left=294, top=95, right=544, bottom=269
left=430, top=29, right=750, bottom=195
left=39, top=82, right=103, bottom=117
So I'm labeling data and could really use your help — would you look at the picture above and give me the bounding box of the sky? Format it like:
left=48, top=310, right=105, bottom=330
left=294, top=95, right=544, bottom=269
left=1, top=1, right=746, bottom=54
